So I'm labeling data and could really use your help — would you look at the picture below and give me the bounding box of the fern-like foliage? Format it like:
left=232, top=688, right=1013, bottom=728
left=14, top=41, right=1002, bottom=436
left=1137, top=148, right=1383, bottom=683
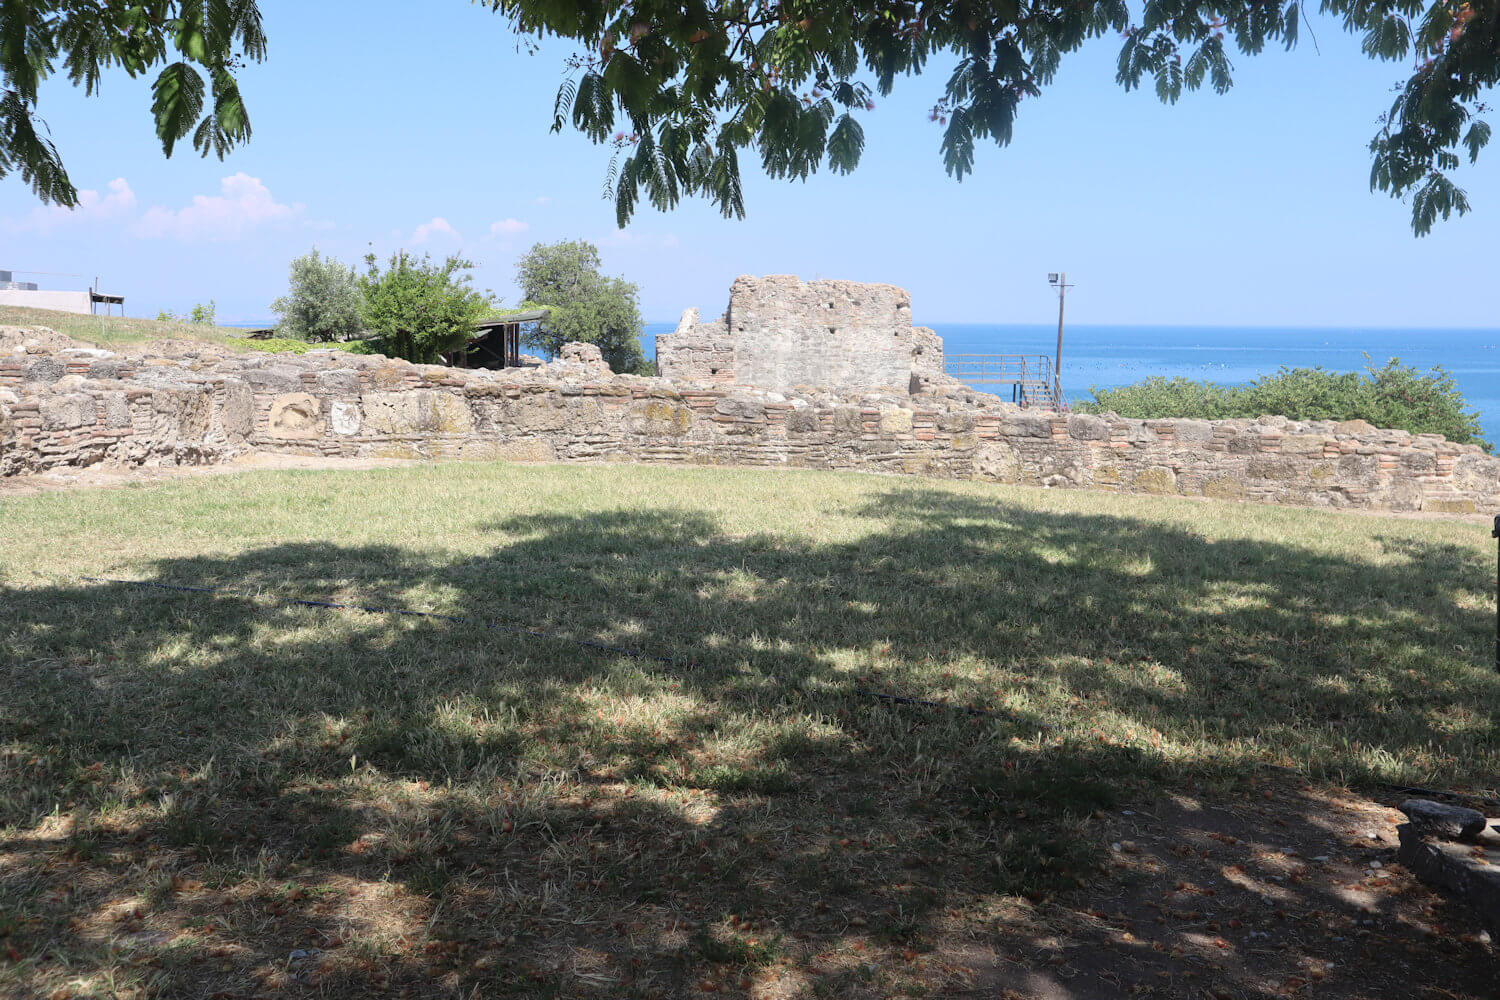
left=0, top=90, right=73, bottom=206
left=152, top=62, right=204, bottom=157
left=1, top=0, right=264, bottom=205
left=487, top=0, right=1498, bottom=236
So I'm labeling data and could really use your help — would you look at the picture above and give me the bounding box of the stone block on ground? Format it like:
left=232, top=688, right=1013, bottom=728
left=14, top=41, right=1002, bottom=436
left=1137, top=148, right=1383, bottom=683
left=1399, top=798, right=1488, bottom=842
left=1398, top=821, right=1500, bottom=934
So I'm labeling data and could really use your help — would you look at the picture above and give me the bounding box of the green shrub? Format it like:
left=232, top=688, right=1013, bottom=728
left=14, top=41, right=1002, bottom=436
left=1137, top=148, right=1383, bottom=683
left=245, top=338, right=319, bottom=355
left=155, top=302, right=217, bottom=325
left=359, top=251, right=491, bottom=364
left=270, top=248, right=365, bottom=342
left=1076, top=358, right=1488, bottom=449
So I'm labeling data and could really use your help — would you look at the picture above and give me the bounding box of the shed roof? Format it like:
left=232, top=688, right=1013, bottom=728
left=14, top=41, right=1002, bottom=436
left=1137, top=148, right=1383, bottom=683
left=473, top=309, right=549, bottom=331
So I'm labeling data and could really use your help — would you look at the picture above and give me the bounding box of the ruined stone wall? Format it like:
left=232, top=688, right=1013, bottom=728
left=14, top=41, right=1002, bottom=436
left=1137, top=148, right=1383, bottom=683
left=657, top=275, right=944, bottom=392
left=3, top=343, right=1497, bottom=516
left=657, top=307, right=737, bottom=384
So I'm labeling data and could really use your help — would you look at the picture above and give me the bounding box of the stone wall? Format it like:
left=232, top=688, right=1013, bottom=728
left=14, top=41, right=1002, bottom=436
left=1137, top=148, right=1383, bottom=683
left=657, top=275, right=946, bottom=393
left=3, top=341, right=1497, bottom=516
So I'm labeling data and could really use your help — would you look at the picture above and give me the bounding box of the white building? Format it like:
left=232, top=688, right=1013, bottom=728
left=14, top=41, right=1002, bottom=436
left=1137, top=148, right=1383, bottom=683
left=0, top=271, right=119, bottom=315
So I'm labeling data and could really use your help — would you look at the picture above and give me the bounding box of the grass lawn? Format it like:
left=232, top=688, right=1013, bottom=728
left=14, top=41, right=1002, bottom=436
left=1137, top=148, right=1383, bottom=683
left=2, top=464, right=1497, bottom=998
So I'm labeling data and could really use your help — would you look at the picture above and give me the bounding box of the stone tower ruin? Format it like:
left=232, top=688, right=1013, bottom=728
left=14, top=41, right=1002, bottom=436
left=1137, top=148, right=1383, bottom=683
left=655, top=275, right=945, bottom=393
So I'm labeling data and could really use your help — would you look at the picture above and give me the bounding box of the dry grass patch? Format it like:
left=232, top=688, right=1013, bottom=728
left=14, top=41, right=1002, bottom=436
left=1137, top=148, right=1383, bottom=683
left=0, top=304, right=249, bottom=352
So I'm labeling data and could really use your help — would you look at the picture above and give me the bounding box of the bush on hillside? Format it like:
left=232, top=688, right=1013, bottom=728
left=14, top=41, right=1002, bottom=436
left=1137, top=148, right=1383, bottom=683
left=359, top=251, right=491, bottom=365
left=1075, top=358, right=1488, bottom=450
left=154, top=302, right=215, bottom=324
left=270, top=248, right=365, bottom=342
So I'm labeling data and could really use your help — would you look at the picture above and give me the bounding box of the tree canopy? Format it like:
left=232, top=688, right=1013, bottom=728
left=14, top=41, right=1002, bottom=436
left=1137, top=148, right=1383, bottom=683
left=360, top=251, right=492, bottom=365
left=488, top=0, right=1497, bottom=235
left=516, top=240, right=649, bottom=373
left=7, top=2, right=1492, bottom=236
left=1, top=1, right=265, bottom=207
left=271, top=248, right=366, bottom=343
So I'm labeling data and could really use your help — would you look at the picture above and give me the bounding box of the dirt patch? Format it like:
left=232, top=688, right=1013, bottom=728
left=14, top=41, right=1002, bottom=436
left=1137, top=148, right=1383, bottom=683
left=956, top=778, right=1496, bottom=999
left=112, top=337, right=243, bottom=358
left=0, top=452, right=424, bottom=497
left=6, top=775, right=1489, bottom=999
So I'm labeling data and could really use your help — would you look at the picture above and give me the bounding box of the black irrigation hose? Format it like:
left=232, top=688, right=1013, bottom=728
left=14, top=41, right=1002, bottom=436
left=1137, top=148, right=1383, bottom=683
left=61, top=574, right=1001, bottom=721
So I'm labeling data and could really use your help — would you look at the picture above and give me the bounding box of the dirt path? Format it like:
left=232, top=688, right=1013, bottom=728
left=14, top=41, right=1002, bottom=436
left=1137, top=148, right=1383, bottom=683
left=0, top=453, right=425, bottom=497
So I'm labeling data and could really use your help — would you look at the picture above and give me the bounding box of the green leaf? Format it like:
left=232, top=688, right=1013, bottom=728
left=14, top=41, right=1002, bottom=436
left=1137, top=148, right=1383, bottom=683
left=551, top=77, right=577, bottom=133
left=0, top=90, right=77, bottom=206
left=614, top=158, right=640, bottom=227
left=1155, top=58, right=1184, bottom=103
left=175, top=0, right=210, bottom=61
left=1207, top=40, right=1233, bottom=94
left=941, top=106, right=975, bottom=180
left=1361, top=15, right=1412, bottom=61
left=152, top=61, right=206, bottom=158
left=1463, top=121, right=1491, bottom=163
left=827, top=113, right=863, bottom=174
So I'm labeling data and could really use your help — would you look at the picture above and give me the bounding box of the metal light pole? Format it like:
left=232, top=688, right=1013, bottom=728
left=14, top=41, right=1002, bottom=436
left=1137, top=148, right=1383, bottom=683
left=1047, top=272, right=1074, bottom=407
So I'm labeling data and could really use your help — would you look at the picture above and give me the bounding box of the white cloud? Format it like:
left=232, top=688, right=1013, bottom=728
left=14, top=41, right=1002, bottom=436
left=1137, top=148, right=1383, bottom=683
left=489, top=217, right=529, bottom=235
left=135, top=173, right=301, bottom=241
left=4, top=178, right=137, bottom=234
left=532, top=196, right=552, bottom=205
left=412, top=217, right=459, bottom=244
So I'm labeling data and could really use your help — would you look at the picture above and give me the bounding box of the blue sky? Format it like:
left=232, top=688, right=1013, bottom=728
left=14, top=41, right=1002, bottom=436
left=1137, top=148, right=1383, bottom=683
left=2, top=2, right=1495, bottom=327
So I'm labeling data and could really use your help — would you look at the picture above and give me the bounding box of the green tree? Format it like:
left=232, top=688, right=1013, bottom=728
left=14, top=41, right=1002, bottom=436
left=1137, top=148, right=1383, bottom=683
left=2, top=2, right=265, bottom=207
left=189, top=299, right=216, bottom=325
left=515, top=240, right=648, bottom=373
left=359, top=251, right=491, bottom=365
left=487, top=0, right=1496, bottom=234
left=271, top=249, right=365, bottom=342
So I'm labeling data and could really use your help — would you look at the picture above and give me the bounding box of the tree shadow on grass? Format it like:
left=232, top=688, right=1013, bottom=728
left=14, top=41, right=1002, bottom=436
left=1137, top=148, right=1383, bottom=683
left=1, top=486, right=1497, bottom=998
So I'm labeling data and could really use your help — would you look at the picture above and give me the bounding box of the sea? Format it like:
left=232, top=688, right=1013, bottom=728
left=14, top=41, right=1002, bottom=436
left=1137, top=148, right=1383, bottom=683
left=643, top=322, right=1500, bottom=445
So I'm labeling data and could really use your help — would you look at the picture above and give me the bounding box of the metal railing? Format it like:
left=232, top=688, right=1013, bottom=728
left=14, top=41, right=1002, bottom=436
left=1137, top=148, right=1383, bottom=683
left=943, top=354, right=1067, bottom=410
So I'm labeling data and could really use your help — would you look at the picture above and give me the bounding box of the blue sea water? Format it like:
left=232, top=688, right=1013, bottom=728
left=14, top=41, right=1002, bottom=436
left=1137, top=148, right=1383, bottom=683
left=644, top=321, right=1500, bottom=445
